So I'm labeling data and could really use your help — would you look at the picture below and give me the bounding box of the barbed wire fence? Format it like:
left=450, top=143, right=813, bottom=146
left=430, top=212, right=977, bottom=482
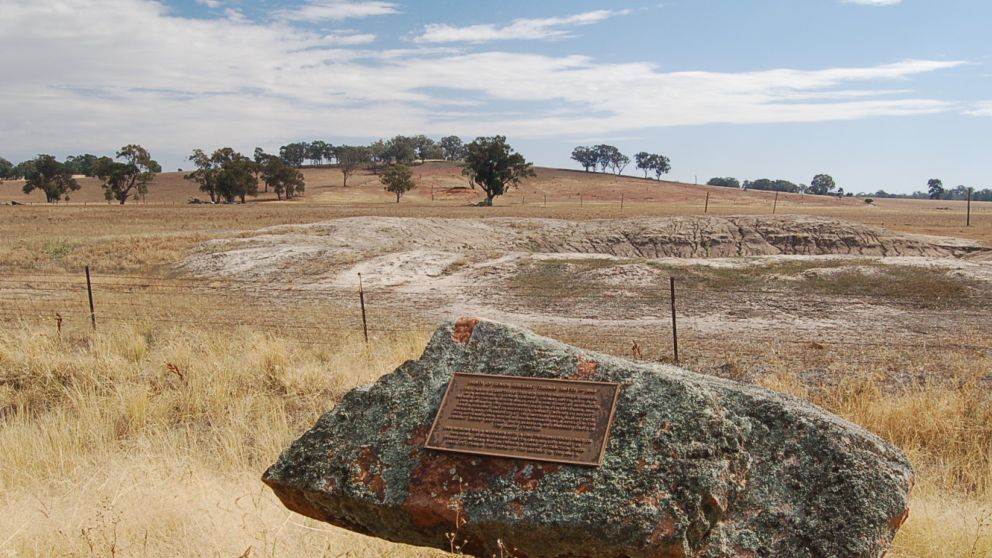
left=2, top=268, right=990, bottom=370
left=3, top=183, right=990, bottom=225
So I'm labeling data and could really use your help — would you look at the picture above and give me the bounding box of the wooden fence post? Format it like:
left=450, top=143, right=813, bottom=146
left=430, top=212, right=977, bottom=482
left=704, top=192, right=709, bottom=214
left=773, top=192, right=779, bottom=215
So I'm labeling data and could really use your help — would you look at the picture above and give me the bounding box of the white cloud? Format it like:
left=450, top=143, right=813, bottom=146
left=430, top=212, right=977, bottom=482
left=415, top=10, right=630, bottom=43
left=195, top=0, right=221, bottom=8
left=315, top=31, right=378, bottom=45
left=0, top=0, right=963, bottom=163
left=841, top=0, right=902, bottom=5
left=223, top=7, right=246, bottom=22
left=963, top=101, right=992, bottom=116
left=275, top=0, right=399, bottom=22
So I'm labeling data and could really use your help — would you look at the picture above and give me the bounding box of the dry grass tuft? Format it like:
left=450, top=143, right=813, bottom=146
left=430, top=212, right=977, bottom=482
left=1, top=324, right=989, bottom=557
left=756, top=348, right=992, bottom=557
left=0, top=324, right=443, bottom=558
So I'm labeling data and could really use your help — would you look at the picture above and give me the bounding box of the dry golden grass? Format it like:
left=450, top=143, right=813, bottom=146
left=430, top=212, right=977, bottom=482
left=1, top=321, right=989, bottom=557
left=2, top=197, right=988, bottom=279
left=0, top=322, right=445, bottom=558
left=1, top=165, right=990, bottom=556
left=758, top=349, right=992, bottom=557
left=2, top=163, right=989, bottom=272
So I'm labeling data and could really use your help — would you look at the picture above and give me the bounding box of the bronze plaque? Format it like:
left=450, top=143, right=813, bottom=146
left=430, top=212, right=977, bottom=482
left=425, top=373, right=621, bottom=467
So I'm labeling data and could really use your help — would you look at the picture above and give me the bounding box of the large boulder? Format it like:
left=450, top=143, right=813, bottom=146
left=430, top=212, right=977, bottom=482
left=263, top=318, right=913, bottom=557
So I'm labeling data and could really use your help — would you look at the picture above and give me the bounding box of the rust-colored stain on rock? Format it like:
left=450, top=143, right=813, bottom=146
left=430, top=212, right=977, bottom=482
left=353, top=447, right=386, bottom=501
left=406, top=425, right=431, bottom=458
left=888, top=507, right=910, bottom=530
left=402, top=450, right=517, bottom=530
left=513, top=463, right=558, bottom=492
left=575, top=482, right=594, bottom=495
left=573, top=355, right=599, bottom=380
left=633, top=492, right=667, bottom=509
left=452, top=317, right=480, bottom=344
left=647, top=514, right=678, bottom=545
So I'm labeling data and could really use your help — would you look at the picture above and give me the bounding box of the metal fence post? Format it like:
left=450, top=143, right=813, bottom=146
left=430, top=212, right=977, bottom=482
left=358, top=273, right=369, bottom=343
left=670, top=277, right=679, bottom=364
left=85, top=266, right=96, bottom=331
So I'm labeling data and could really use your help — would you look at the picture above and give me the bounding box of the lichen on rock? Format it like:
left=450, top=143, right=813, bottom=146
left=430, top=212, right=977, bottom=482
left=263, top=317, right=912, bottom=558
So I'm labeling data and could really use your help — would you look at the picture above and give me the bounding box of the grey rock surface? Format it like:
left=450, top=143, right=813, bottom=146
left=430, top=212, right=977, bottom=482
left=264, top=318, right=913, bottom=557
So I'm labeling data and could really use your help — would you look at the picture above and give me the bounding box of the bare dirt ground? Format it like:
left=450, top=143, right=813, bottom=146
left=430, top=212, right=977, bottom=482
left=2, top=163, right=989, bottom=359
left=3, top=165, right=991, bottom=558
left=181, top=215, right=992, bottom=354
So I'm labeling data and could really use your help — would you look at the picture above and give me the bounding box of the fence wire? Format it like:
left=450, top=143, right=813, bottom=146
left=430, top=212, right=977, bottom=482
left=2, top=270, right=990, bottom=359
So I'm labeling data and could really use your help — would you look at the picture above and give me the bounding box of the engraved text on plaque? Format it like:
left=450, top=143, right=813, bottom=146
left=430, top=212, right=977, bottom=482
left=425, top=373, right=621, bottom=466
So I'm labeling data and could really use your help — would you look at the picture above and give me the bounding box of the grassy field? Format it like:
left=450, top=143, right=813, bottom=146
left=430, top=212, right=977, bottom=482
left=1, top=165, right=990, bottom=557
left=1, top=324, right=989, bottom=557
left=2, top=164, right=990, bottom=249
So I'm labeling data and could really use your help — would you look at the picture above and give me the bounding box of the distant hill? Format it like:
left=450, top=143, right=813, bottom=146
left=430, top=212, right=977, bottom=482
left=0, top=161, right=861, bottom=208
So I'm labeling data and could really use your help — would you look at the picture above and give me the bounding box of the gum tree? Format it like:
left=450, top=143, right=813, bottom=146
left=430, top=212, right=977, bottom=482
left=0, top=157, right=14, bottom=183
left=185, top=147, right=257, bottom=203
left=261, top=157, right=306, bottom=200
left=21, top=155, right=80, bottom=203
left=337, top=145, right=371, bottom=187
left=462, top=135, right=535, bottom=206
left=440, top=136, right=466, bottom=161
left=93, top=144, right=161, bottom=205
left=571, top=146, right=598, bottom=172
left=380, top=164, right=415, bottom=203
left=809, top=174, right=836, bottom=196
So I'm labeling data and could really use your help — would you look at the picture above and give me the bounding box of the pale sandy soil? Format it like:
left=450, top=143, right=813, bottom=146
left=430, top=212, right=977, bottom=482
left=181, top=215, right=992, bottom=346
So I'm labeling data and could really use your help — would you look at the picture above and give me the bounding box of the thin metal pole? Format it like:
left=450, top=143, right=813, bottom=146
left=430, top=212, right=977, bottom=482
left=772, top=192, right=779, bottom=215
left=669, top=277, right=679, bottom=364
left=704, top=192, right=709, bottom=214
left=358, top=273, right=369, bottom=343
left=85, top=266, right=96, bottom=330
left=620, top=193, right=624, bottom=212
left=967, top=187, right=972, bottom=227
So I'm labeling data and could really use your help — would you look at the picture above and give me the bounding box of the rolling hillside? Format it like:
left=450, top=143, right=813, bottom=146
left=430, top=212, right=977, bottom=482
left=0, top=161, right=862, bottom=208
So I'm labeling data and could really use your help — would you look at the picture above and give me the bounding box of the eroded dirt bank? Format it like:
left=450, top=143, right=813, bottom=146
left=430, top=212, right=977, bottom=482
left=181, top=216, right=991, bottom=345
left=188, top=216, right=985, bottom=275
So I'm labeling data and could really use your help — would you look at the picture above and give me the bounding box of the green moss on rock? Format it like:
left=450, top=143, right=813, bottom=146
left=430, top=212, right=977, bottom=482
left=263, top=318, right=912, bottom=558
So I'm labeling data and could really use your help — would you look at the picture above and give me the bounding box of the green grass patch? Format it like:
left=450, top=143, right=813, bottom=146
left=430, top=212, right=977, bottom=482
left=647, top=258, right=876, bottom=290
left=513, top=257, right=982, bottom=307
left=647, top=259, right=981, bottom=306
left=509, top=257, right=634, bottom=298
left=39, top=239, right=74, bottom=261
left=799, top=266, right=979, bottom=304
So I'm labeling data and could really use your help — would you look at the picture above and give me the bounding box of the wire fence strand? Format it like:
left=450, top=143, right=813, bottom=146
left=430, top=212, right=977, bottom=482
left=2, top=270, right=990, bottom=356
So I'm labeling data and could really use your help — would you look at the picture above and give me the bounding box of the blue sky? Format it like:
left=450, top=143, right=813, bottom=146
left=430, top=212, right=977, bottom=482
left=1, top=0, right=989, bottom=193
